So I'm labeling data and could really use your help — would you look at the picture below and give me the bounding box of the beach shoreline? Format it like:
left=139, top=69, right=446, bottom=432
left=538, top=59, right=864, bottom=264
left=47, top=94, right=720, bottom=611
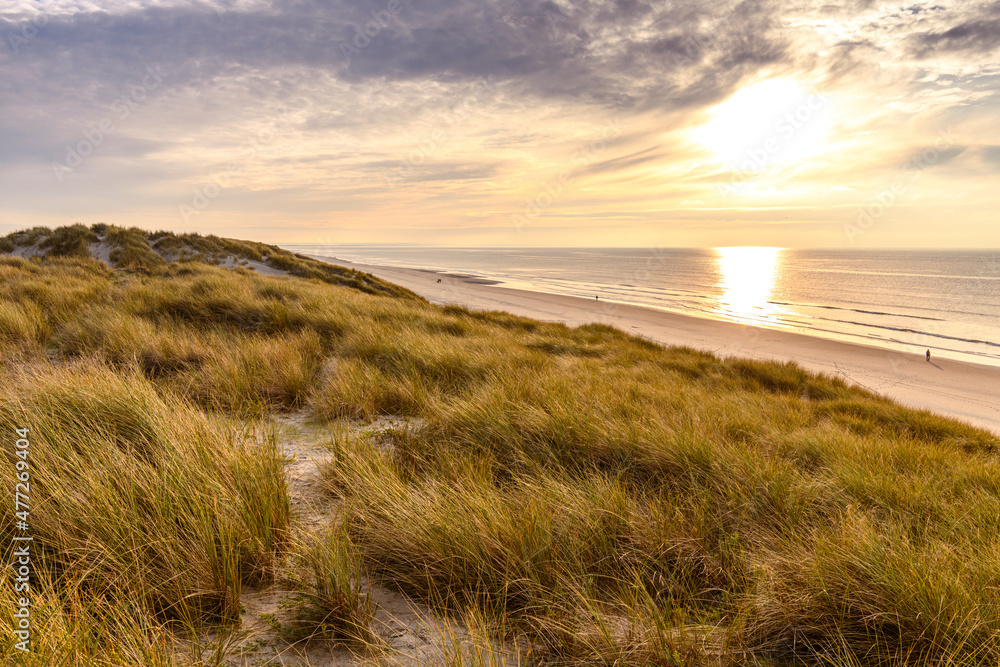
left=312, top=254, right=1000, bottom=435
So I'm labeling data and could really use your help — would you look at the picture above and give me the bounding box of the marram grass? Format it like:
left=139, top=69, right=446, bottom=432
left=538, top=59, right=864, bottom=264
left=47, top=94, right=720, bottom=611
left=0, top=361, right=289, bottom=664
left=1, top=227, right=999, bottom=665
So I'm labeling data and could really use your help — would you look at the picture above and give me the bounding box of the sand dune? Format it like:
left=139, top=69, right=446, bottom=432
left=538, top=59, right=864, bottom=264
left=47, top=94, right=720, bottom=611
left=313, top=256, right=1000, bottom=435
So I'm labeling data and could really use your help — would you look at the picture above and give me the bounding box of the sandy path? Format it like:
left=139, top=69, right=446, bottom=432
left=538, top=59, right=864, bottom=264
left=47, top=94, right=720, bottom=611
left=224, top=414, right=473, bottom=666
left=313, top=256, right=1000, bottom=435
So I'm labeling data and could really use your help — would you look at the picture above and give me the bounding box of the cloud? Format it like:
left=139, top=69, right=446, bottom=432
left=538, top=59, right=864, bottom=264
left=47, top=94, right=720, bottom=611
left=575, top=145, right=666, bottom=177
left=0, top=0, right=793, bottom=115
left=909, top=17, right=1000, bottom=57
left=902, top=1, right=1000, bottom=58
left=975, top=145, right=1000, bottom=167
left=0, top=0, right=997, bottom=245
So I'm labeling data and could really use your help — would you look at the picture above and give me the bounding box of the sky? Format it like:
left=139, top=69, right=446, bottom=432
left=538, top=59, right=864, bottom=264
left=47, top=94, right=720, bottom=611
left=0, top=0, right=998, bottom=248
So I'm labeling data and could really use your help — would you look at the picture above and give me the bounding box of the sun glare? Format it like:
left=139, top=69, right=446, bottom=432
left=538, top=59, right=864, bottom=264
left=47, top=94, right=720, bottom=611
left=714, top=246, right=784, bottom=324
left=692, top=79, right=831, bottom=170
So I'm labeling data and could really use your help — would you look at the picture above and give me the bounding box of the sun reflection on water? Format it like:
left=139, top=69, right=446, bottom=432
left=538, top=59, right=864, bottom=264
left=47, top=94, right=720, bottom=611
left=714, top=247, right=784, bottom=324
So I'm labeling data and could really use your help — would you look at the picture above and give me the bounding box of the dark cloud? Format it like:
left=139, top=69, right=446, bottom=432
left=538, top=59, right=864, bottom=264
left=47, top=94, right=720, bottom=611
left=0, top=0, right=791, bottom=117
left=903, top=4, right=947, bottom=14
left=908, top=4, right=1000, bottom=58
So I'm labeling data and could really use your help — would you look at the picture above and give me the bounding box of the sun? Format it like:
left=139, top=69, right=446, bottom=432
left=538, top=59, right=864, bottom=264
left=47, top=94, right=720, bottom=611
left=691, top=79, right=832, bottom=171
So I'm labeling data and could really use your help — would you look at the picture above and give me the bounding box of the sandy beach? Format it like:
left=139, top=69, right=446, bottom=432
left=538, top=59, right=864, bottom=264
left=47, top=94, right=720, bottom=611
left=313, top=255, right=1000, bottom=435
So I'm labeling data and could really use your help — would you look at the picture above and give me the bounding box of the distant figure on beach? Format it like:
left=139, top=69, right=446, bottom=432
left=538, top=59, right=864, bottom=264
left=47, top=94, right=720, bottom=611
left=436, top=278, right=442, bottom=283
left=926, top=349, right=931, bottom=362
left=595, top=295, right=598, bottom=300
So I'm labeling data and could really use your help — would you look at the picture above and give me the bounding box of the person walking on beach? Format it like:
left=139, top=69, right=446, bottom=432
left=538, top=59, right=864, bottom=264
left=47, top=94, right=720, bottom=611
left=926, top=349, right=931, bottom=362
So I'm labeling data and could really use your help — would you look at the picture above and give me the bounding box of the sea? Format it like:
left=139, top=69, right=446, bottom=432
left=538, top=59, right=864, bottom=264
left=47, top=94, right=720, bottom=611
left=281, top=246, right=1000, bottom=368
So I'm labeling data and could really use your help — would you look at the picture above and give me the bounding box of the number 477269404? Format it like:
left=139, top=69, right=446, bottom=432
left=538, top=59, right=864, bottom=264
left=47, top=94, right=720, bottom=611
left=15, top=428, right=29, bottom=515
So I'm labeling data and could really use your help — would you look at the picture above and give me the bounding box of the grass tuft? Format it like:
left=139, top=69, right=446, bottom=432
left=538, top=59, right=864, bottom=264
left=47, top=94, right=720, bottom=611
left=292, top=520, right=377, bottom=646
left=0, top=361, right=290, bottom=661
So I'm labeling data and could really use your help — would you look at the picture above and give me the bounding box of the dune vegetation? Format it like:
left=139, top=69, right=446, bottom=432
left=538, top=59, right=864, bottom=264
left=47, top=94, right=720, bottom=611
left=1, top=225, right=999, bottom=666
left=1, top=223, right=415, bottom=299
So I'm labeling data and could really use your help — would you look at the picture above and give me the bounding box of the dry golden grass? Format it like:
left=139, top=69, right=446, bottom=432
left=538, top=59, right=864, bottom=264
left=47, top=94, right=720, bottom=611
left=2, top=229, right=999, bottom=665
left=0, top=361, right=289, bottom=664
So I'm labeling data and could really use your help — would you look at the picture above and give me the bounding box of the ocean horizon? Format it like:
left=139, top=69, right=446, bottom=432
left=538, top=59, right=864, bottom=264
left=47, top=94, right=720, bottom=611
left=282, top=245, right=1000, bottom=368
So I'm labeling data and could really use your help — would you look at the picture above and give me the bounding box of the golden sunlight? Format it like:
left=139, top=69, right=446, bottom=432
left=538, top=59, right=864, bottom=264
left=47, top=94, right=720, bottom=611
left=714, top=246, right=783, bottom=324
left=691, top=79, right=831, bottom=170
